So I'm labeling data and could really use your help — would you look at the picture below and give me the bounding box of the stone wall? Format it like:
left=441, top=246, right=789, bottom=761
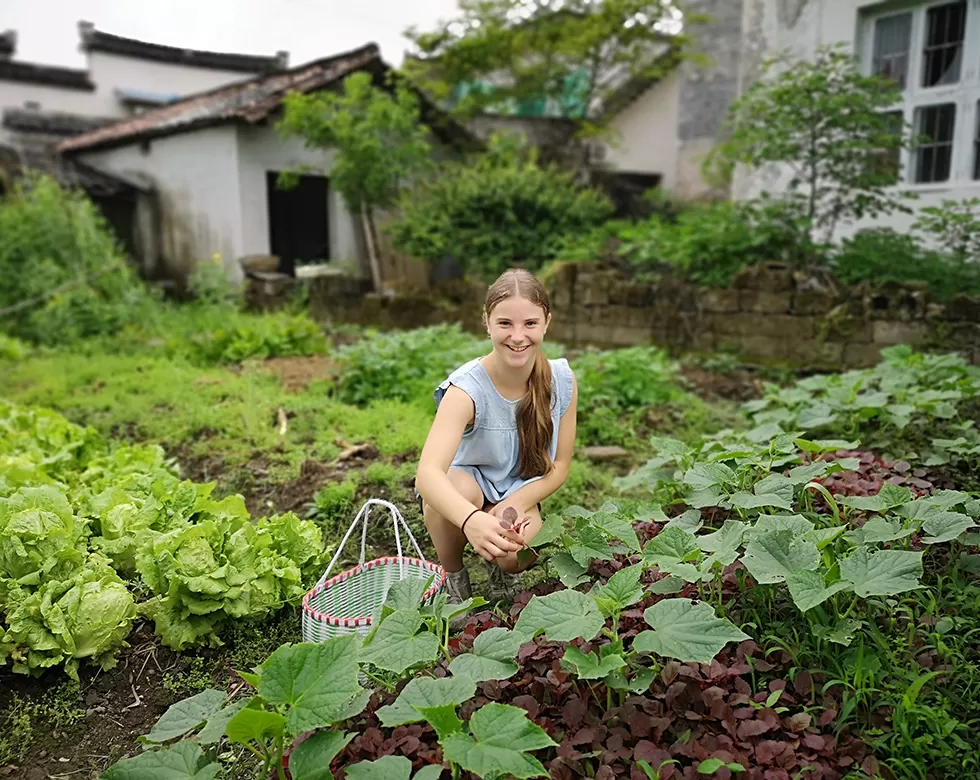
left=307, top=262, right=980, bottom=369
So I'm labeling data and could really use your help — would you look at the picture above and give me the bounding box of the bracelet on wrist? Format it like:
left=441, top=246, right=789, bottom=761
left=460, top=508, right=479, bottom=536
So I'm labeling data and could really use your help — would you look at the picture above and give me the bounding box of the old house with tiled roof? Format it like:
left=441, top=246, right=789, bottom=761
left=58, top=43, right=473, bottom=283
left=0, top=22, right=291, bottom=264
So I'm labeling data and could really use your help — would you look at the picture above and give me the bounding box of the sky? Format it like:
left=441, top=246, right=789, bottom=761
left=0, top=0, right=462, bottom=69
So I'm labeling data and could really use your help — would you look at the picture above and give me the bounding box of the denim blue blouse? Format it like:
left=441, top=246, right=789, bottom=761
left=434, top=357, right=575, bottom=504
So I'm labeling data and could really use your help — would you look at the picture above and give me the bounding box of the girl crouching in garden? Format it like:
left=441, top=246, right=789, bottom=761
left=415, top=268, right=578, bottom=604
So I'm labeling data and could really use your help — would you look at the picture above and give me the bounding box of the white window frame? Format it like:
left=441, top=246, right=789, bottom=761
left=860, top=0, right=980, bottom=189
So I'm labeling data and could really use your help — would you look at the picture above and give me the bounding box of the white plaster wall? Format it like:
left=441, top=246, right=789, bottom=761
left=87, top=51, right=255, bottom=114
left=0, top=81, right=107, bottom=136
left=602, top=70, right=681, bottom=189
left=78, top=125, right=243, bottom=279
left=236, top=123, right=359, bottom=266
left=735, top=0, right=980, bottom=237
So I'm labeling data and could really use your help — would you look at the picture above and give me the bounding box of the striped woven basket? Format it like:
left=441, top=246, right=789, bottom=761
left=302, top=498, right=446, bottom=642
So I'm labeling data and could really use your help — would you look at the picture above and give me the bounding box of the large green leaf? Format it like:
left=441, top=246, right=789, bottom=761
left=643, top=527, right=699, bottom=569
left=786, top=461, right=834, bottom=485
left=344, top=755, right=413, bottom=780
left=376, top=675, right=477, bottom=728
left=743, top=514, right=814, bottom=540
left=343, top=756, right=442, bottom=780
left=751, top=473, right=795, bottom=501
left=591, top=508, right=641, bottom=552
left=197, top=701, right=247, bottom=745
left=840, top=547, right=924, bottom=597
left=683, top=463, right=736, bottom=491
left=921, top=512, right=976, bottom=544
left=844, top=517, right=913, bottom=546
left=515, top=589, right=604, bottom=643
left=414, top=704, right=464, bottom=741
left=289, top=731, right=354, bottom=780
left=440, top=703, right=556, bottom=780
left=448, top=627, right=525, bottom=683
left=650, top=437, right=691, bottom=459
left=560, top=646, right=626, bottom=680
left=98, top=742, right=221, bottom=780
left=224, top=706, right=286, bottom=747
left=549, top=552, right=589, bottom=589
left=634, top=599, right=749, bottom=664
left=145, top=689, right=227, bottom=743
left=529, top=515, right=564, bottom=548
left=664, top=509, right=703, bottom=533
left=741, top=530, right=820, bottom=584
left=567, top=525, right=616, bottom=567
left=383, top=576, right=434, bottom=612
left=786, top=570, right=852, bottom=612
left=838, top=485, right=913, bottom=512
left=795, top=438, right=860, bottom=454
left=589, top=565, right=644, bottom=617
left=360, top=610, right=440, bottom=675
left=259, top=636, right=365, bottom=734
left=697, top=520, right=746, bottom=553
left=729, top=492, right=793, bottom=512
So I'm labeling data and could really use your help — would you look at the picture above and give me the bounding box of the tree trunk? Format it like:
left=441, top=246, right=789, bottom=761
left=360, top=204, right=383, bottom=292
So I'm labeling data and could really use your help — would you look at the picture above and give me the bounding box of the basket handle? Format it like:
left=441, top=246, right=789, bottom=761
left=317, top=498, right=427, bottom=587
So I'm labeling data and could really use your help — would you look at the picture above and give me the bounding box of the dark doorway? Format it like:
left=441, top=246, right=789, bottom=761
left=266, top=172, right=329, bottom=276
left=592, top=171, right=662, bottom=219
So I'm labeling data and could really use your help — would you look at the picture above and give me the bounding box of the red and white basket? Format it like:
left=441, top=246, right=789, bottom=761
left=301, top=498, right=446, bottom=642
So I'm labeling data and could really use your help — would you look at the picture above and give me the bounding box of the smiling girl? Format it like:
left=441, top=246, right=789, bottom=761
left=415, top=268, right=578, bottom=605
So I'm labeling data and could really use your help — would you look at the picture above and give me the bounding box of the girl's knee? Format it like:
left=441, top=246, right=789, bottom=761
left=496, top=550, right=537, bottom=574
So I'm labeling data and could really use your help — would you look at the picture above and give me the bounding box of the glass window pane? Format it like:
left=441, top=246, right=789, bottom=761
left=914, top=103, right=956, bottom=183
left=873, top=13, right=912, bottom=88
left=922, top=0, right=966, bottom=87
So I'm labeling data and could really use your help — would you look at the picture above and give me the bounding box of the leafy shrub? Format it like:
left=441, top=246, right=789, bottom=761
left=832, top=228, right=980, bottom=300
left=574, top=346, right=684, bottom=446
left=176, top=311, right=329, bottom=364
left=0, top=333, right=29, bottom=360
left=618, top=196, right=819, bottom=287
left=331, top=324, right=488, bottom=406
left=744, top=346, right=980, bottom=474
left=185, top=253, right=241, bottom=306
left=913, top=197, right=980, bottom=261
left=388, top=135, right=613, bottom=279
left=0, top=173, right=154, bottom=345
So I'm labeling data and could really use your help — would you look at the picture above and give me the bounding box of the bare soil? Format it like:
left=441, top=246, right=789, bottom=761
left=678, top=364, right=766, bottom=403
left=1, top=622, right=184, bottom=780
left=259, top=355, right=338, bottom=393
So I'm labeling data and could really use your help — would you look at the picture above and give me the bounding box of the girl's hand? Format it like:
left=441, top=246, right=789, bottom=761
left=493, top=505, right=533, bottom=538
left=463, top=511, right=524, bottom=561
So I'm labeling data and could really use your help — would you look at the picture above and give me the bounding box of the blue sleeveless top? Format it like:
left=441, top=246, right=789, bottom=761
left=434, top=357, right=575, bottom=504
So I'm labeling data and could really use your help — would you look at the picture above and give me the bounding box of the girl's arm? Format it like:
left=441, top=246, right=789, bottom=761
left=415, top=385, right=483, bottom=527
left=499, top=372, right=578, bottom=513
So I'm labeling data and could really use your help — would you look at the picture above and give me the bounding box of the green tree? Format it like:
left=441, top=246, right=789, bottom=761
left=387, top=134, right=613, bottom=279
left=912, top=197, right=980, bottom=262
left=710, top=44, right=912, bottom=243
left=278, top=71, right=435, bottom=288
left=404, top=0, right=690, bottom=131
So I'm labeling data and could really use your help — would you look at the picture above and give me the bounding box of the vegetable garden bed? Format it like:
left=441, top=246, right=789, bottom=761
left=3, top=344, right=980, bottom=780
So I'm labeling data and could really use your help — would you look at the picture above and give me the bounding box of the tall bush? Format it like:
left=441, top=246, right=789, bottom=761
left=387, top=135, right=613, bottom=279
left=0, top=173, right=151, bottom=344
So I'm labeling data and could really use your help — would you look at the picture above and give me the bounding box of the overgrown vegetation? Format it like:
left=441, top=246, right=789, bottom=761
left=389, top=135, right=614, bottom=279
left=0, top=173, right=156, bottom=344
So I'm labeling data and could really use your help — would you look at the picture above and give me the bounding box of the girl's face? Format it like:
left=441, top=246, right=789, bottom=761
left=486, top=295, right=551, bottom=370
